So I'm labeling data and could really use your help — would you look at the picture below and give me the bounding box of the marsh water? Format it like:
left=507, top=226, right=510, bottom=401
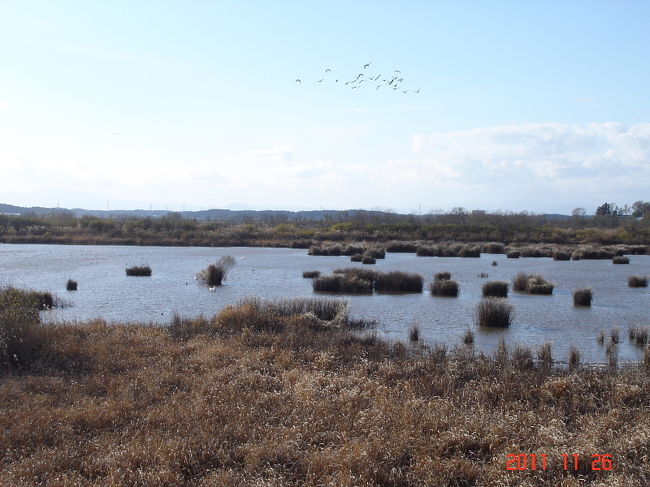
left=1, top=244, right=649, bottom=363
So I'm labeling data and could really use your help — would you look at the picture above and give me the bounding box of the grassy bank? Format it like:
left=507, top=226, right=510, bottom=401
left=1, top=292, right=649, bottom=486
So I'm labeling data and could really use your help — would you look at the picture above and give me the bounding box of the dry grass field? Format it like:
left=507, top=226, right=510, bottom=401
left=1, top=292, right=649, bottom=486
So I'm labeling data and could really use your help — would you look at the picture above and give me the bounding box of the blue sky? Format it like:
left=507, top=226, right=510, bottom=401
left=1, top=1, right=649, bottom=213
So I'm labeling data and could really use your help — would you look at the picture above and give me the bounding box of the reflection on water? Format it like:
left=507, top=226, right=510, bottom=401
left=1, top=244, right=649, bottom=363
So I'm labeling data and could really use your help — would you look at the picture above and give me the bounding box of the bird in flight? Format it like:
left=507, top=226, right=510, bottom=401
left=415, top=88, right=420, bottom=93
left=295, top=79, right=301, bottom=83
left=364, top=63, right=371, bottom=69
left=318, top=79, right=324, bottom=82
left=325, top=68, right=332, bottom=73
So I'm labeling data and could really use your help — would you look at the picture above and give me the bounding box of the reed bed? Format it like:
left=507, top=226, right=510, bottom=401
left=416, top=245, right=437, bottom=257
left=628, top=275, right=648, bottom=287
left=361, top=255, right=376, bottom=264
left=573, top=288, right=593, bottom=306
left=482, top=280, right=509, bottom=298
left=571, top=246, right=615, bottom=260
left=312, top=274, right=373, bottom=294
left=385, top=241, right=418, bottom=253
left=125, top=265, right=152, bottom=276
left=435, top=271, right=451, bottom=281
left=512, top=272, right=554, bottom=295
left=552, top=250, right=571, bottom=261
left=65, top=279, right=78, bottom=291
left=475, top=298, right=513, bottom=327
left=302, top=270, right=320, bottom=278
left=482, top=242, right=505, bottom=254
left=458, top=245, right=481, bottom=257
left=333, top=268, right=377, bottom=283
left=506, top=250, right=520, bottom=258
left=350, top=253, right=362, bottom=262
left=430, top=279, right=459, bottom=297
left=3, top=301, right=648, bottom=486
left=363, top=247, right=386, bottom=259
left=374, top=271, right=423, bottom=293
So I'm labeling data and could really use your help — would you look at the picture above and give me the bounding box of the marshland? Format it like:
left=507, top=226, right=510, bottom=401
left=1, top=287, right=649, bottom=486
left=2, top=242, right=649, bottom=363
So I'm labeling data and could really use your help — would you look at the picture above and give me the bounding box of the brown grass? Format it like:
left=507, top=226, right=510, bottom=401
left=1, top=294, right=649, bottom=486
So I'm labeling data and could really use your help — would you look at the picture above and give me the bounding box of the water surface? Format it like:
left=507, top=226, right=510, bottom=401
left=1, top=244, right=648, bottom=363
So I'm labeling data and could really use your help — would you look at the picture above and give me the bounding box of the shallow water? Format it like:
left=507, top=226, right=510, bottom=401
left=1, top=243, right=649, bottom=363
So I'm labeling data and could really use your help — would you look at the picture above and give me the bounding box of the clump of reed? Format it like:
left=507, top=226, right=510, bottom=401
left=628, top=327, right=649, bottom=346
left=374, top=271, right=423, bottom=293
left=416, top=246, right=437, bottom=257
left=511, top=345, right=534, bottom=370
left=363, top=247, right=385, bottom=259
left=613, top=256, right=630, bottom=264
left=475, top=298, right=513, bottom=327
left=313, top=274, right=373, bottom=294
left=552, top=250, right=571, bottom=261
left=125, top=265, right=152, bottom=276
left=302, top=270, right=320, bottom=278
left=430, top=278, right=459, bottom=297
left=482, top=242, right=505, bottom=254
left=573, top=288, right=592, bottom=306
left=409, top=324, right=420, bottom=342
left=597, top=330, right=605, bottom=345
left=350, top=253, right=362, bottom=262
left=463, top=328, right=474, bottom=345
left=482, top=281, right=509, bottom=298
left=458, top=245, right=481, bottom=258
left=518, top=246, right=552, bottom=258
left=611, top=327, right=621, bottom=344
left=628, top=275, right=648, bottom=287
left=569, top=346, right=581, bottom=369
left=66, top=279, right=78, bottom=291
left=197, top=256, right=236, bottom=286
left=571, top=247, right=614, bottom=260
left=343, top=244, right=365, bottom=256
left=491, top=260, right=498, bottom=266
left=512, top=272, right=554, bottom=295
left=385, top=241, right=418, bottom=253
left=361, top=255, right=376, bottom=264
left=506, top=250, right=520, bottom=258
left=435, top=271, right=451, bottom=281
left=308, top=244, right=344, bottom=256
left=537, top=342, right=553, bottom=368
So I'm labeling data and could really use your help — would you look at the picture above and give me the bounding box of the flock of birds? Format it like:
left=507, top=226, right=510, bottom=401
left=295, top=63, right=420, bottom=94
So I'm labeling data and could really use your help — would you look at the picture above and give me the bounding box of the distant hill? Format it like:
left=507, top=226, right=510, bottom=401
left=0, top=203, right=574, bottom=222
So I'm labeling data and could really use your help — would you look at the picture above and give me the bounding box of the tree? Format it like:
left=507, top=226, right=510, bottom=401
left=596, top=202, right=616, bottom=216
left=632, top=201, right=650, bottom=218
left=572, top=208, right=586, bottom=217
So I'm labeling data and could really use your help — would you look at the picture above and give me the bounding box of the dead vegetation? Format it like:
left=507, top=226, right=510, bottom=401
left=0, top=289, right=649, bottom=486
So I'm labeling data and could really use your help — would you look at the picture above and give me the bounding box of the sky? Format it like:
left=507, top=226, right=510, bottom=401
left=1, top=1, right=649, bottom=214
